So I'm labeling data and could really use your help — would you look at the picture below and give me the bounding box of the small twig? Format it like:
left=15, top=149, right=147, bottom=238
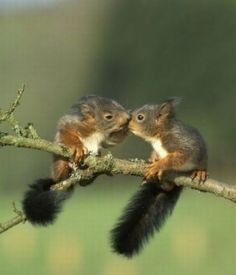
left=12, top=201, right=24, bottom=217
left=0, top=84, right=25, bottom=121
left=0, top=85, right=26, bottom=136
left=0, top=214, right=26, bottom=234
left=0, top=134, right=72, bottom=157
left=24, top=123, right=39, bottom=139
left=0, top=201, right=27, bottom=234
left=6, top=84, right=25, bottom=118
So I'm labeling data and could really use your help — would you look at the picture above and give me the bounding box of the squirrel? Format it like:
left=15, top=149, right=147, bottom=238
left=111, top=98, right=208, bottom=257
left=23, top=95, right=130, bottom=226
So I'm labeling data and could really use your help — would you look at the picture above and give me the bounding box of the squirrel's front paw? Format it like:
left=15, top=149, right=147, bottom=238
left=145, top=162, right=163, bottom=180
left=72, top=146, right=88, bottom=163
left=191, top=169, right=208, bottom=183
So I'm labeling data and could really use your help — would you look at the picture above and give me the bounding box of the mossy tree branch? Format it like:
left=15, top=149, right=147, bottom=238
left=0, top=88, right=235, bottom=234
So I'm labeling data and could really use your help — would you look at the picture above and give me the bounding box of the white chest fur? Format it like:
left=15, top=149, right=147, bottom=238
left=81, top=132, right=104, bottom=154
left=149, top=138, right=168, bottom=159
left=147, top=137, right=196, bottom=171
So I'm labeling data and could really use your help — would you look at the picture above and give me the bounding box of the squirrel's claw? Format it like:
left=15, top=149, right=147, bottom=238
left=72, top=146, right=88, bottom=163
left=191, top=170, right=208, bottom=183
left=145, top=162, right=163, bottom=181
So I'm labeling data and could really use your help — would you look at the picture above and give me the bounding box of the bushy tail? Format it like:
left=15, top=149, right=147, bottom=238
left=22, top=178, right=73, bottom=226
left=111, top=182, right=182, bottom=257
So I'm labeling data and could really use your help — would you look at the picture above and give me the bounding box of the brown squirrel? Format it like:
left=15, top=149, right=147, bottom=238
left=111, top=98, right=208, bottom=257
left=23, top=95, right=130, bottom=226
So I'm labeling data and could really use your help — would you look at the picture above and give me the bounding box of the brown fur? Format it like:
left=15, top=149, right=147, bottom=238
left=52, top=96, right=130, bottom=182
left=52, top=158, right=70, bottom=182
left=146, top=151, right=188, bottom=179
left=129, top=99, right=208, bottom=182
left=52, top=126, right=88, bottom=181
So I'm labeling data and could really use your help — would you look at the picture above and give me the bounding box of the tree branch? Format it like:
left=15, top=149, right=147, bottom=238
left=0, top=88, right=235, bottom=234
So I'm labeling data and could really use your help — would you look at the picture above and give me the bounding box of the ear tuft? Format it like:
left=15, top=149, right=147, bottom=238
left=165, top=97, right=182, bottom=107
left=158, top=97, right=181, bottom=117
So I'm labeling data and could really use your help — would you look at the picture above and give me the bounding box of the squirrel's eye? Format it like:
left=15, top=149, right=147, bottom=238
left=137, top=114, right=144, bottom=121
left=104, top=114, right=114, bottom=120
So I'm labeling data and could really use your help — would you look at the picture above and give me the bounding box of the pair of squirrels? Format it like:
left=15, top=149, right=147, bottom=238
left=23, top=95, right=208, bottom=258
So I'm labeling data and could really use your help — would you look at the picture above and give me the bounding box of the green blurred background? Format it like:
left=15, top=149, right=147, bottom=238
left=0, top=1, right=236, bottom=274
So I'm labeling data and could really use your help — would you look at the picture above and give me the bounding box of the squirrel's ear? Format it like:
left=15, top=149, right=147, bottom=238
left=79, top=102, right=94, bottom=117
left=158, top=97, right=181, bottom=117
left=158, top=102, right=172, bottom=117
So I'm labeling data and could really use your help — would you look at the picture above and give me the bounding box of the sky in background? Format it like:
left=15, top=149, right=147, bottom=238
left=0, top=0, right=60, bottom=10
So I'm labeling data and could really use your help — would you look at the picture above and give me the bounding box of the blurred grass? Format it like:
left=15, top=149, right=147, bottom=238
left=1, top=182, right=236, bottom=275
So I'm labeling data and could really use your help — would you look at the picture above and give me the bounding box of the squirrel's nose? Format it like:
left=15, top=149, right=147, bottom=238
left=119, top=113, right=131, bottom=126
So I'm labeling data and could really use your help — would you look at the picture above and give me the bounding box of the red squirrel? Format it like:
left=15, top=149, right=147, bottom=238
left=111, top=98, right=208, bottom=257
left=23, top=95, right=130, bottom=225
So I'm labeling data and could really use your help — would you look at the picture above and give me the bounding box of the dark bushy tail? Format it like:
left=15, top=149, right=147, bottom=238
left=22, top=178, right=73, bottom=226
left=111, top=182, right=182, bottom=257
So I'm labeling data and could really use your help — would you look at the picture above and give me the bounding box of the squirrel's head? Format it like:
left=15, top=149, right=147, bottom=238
left=71, top=95, right=131, bottom=146
left=129, top=98, right=180, bottom=140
